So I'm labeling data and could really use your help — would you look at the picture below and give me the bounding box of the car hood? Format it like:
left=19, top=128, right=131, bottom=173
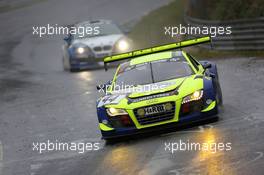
left=97, top=75, right=204, bottom=108
left=72, top=34, right=123, bottom=48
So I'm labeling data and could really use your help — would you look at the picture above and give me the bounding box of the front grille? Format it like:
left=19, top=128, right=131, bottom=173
left=93, top=46, right=102, bottom=52
left=134, top=102, right=175, bottom=125
left=103, top=45, right=112, bottom=50
left=93, top=45, right=112, bottom=52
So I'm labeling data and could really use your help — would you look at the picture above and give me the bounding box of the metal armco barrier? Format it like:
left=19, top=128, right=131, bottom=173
left=184, top=15, right=264, bottom=50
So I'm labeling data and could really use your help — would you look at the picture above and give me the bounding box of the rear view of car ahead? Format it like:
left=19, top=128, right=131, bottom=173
left=62, top=20, right=131, bottom=71
left=96, top=37, right=222, bottom=140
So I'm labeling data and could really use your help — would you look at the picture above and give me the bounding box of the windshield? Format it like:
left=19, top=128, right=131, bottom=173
left=115, top=57, right=193, bottom=87
left=74, top=23, right=122, bottom=39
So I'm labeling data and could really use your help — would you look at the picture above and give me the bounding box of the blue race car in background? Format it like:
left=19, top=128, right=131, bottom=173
left=62, top=20, right=132, bottom=71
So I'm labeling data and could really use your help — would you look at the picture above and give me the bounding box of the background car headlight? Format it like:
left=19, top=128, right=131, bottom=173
left=106, top=107, right=128, bottom=116
left=71, top=45, right=92, bottom=58
left=69, top=43, right=91, bottom=58
left=117, top=40, right=129, bottom=51
left=182, top=90, right=203, bottom=104
left=114, top=38, right=131, bottom=53
left=77, top=47, right=85, bottom=54
left=75, top=47, right=89, bottom=55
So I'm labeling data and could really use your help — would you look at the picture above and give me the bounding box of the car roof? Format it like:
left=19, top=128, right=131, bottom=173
left=129, top=51, right=184, bottom=65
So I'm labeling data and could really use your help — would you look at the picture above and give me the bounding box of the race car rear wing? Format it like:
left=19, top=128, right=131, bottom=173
left=104, top=36, right=211, bottom=70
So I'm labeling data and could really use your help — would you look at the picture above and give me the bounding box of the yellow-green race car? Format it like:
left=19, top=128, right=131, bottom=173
left=96, top=36, right=222, bottom=140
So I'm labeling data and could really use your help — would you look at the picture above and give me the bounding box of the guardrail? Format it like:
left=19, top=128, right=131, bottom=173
left=184, top=15, right=264, bottom=50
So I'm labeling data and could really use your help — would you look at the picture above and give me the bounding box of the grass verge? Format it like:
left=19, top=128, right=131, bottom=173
left=127, top=0, right=185, bottom=49
left=127, top=0, right=264, bottom=58
left=0, top=0, right=47, bottom=14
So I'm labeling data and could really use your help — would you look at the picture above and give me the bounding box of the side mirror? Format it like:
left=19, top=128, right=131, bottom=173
left=203, top=63, right=212, bottom=70
left=202, top=63, right=212, bottom=74
left=63, top=36, right=69, bottom=42
left=63, top=35, right=72, bottom=45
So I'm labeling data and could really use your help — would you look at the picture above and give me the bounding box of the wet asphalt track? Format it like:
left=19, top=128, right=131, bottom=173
left=0, top=0, right=264, bottom=175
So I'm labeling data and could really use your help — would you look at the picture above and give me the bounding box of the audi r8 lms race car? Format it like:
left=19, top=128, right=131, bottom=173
left=96, top=36, right=223, bottom=140
left=62, top=19, right=132, bottom=71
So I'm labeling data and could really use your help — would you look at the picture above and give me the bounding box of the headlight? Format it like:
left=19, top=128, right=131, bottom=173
left=69, top=44, right=89, bottom=55
left=116, top=39, right=130, bottom=52
left=182, top=90, right=203, bottom=104
left=73, top=46, right=91, bottom=58
left=106, top=108, right=128, bottom=116
left=77, top=47, right=85, bottom=54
